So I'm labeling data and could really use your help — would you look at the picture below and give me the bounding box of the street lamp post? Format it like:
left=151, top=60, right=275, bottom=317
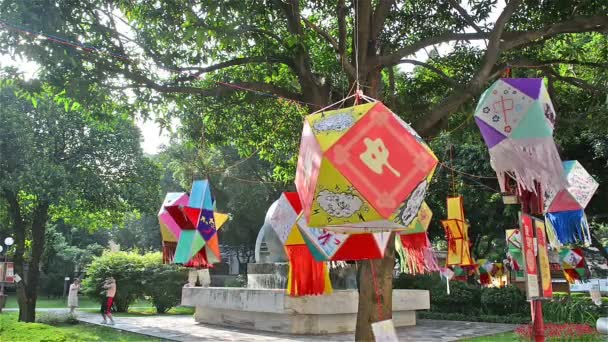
left=0, top=236, right=15, bottom=311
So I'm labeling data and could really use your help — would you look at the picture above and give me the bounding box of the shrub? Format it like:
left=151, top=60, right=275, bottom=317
left=82, top=251, right=187, bottom=313
left=224, top=274, right=247, bottom=288
left=144, top=262, right=188, bottom=313
left=543, top=295, right=604, bottom=325
left=431, top=281, right=482, bottom=314
left=82, top=251, right=149, bottom=312
left=35, top=312, right=78, bottom=325
left=393, top=273, right=442, bottom=290
left=481, top=285, right=528, bottom=316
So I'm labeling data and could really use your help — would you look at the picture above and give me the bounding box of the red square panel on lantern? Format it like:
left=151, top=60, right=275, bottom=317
left=294, top=121, right=323, bottom=221
left=326, top=103, right=437, bottom=218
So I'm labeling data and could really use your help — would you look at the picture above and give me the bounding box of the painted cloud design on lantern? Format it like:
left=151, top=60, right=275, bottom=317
left=397, top=180, right=427, bottom=226
left=317, top=190, right=363, bottom=218
left=313, top=112, right=355, bottom=132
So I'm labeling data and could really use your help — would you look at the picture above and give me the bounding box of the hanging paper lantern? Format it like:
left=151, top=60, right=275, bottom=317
left=297, top=215, right=391, bottom=261
left=395, top=202, right=439, bottom=274
left=474, top=78, right=566, bottom=194
left=295, top=102, right=438, bottom=232
left=267, top=192, right=332, bottom=296
left=505, top=228, right=525, bottom=281
left=159, top=192, right=189, bottom=263
left=158, top=180, right=229, bottom=267
left=268, top=192, right=303, bottom=245
left=559, top=248, right=590, bottom=283
left=544, top=160, right=598, bottom=245
left=440, top=196, right=475, bottom=267
left=283, top=221, right=333, bottom=296
left=450, top=265, right=468, bottom=282
left=477, top=259, right=494, bottom=285
left=400, top=201, right=433, bottom=235
left=396, top=233, right=439, bottom=275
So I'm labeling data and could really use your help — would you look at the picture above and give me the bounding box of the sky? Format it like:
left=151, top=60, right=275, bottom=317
left=1, top=1, right=503, bottom=155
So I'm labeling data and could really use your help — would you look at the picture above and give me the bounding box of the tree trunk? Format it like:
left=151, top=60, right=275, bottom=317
left=352, top=52, right=395, bottom=340
left=11, top=199, right=49, bottom=323
left=355, top=233, right=396, bottom=341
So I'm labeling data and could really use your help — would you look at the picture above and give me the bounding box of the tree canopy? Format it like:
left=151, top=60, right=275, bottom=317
left=0, top=79, right=159, bottom=321
left=1, top=0, right=607, bottom=337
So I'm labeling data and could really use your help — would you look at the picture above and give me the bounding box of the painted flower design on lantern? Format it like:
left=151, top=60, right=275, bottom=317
left=317, top=190, right=363, bottom=218
left=313, top=111, right=355, bottom=132
left=397, top=180, right=427, bottom=226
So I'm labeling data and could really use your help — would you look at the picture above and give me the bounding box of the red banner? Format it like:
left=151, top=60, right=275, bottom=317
left=521, top=213, right=539, bottom=299
left=5, top=262, right=14, bottom=283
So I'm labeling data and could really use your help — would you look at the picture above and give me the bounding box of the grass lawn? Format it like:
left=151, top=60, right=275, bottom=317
left=5, top=296, right=100, bottom=309
left=462, top=332, right=519, bottom=341
left=80, top=306, right=194, bottom=316
left=463, top=332, right=606, bottom=342
left=0, top=312, right=161, bottom=341
left=5, top=296, right=154, bottom=309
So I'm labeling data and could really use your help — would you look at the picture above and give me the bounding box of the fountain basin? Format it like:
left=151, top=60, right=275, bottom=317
left=181, top=287, right=430, bottom=334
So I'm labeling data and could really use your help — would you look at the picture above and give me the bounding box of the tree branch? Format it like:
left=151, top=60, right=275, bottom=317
left=447, top=0, right=484, bottom=33
left=371, top=0, right=395, bottom=39
left=338, top=0, right=347, bottom=57
left=398, top=59, right=459, bottom=85
left=501, top=15, right=608, bottom=51
left=301, top=17, right=339, bottom=52
left=414, top=0, right=522, bottom=134
left=301, top=16, right=356, bottom=79
left=379, top=32, right=489, bottom=65
left=380, top=15, right=608, bottom=67
left=173, top=56, right=293, bottom=78
left=120, top=68, right=302, bottom=101
left=509, top=58, right=607, bottom=94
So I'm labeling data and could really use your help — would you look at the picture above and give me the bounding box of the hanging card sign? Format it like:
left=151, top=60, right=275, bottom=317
left=533, top=218, right=552, bottom=298
left=520, top=213, right=539, bottom=299
left=371, top=319, right=399, bottom=342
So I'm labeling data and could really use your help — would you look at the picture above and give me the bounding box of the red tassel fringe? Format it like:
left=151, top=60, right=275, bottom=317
left=162, top=242, right=177, bottom=264
left=184, top=248, right=212, bottom=269
left=286, top=245, right=325, bottom=296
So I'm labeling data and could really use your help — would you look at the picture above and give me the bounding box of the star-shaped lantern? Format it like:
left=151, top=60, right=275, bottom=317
left=474, top=78, right=566, bottom=194
left=295, top=102, right=438, bottom=232
left=158, top=180, right=228, bottom=267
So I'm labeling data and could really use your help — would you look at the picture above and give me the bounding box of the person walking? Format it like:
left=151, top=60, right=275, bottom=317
left=67, top=278, right=80, bottom=314
left=100, top=277, right=116, bottom=325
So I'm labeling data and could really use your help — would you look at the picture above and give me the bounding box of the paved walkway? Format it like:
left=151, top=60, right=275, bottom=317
left=6, top=308, right=516, bottom=341
left=73, top=311, right=516, bottom=341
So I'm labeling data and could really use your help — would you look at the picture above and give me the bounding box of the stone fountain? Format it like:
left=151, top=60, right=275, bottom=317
left=181, top=200, right=430, bottom=334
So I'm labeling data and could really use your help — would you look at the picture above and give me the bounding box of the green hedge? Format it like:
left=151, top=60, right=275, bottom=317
left=418, top=311, right=530, bottom=324
left=395, top=274, right=604, bottom=324
left=82, top=251, right=187, bottom=313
